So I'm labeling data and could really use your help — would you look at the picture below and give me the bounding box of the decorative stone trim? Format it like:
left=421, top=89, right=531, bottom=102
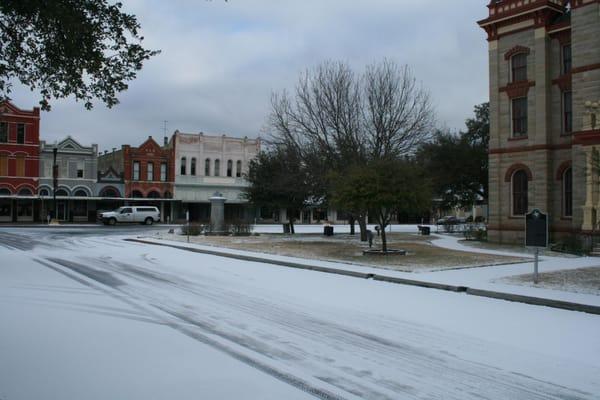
left=504, top=45, right=531, bottom=60
left=504, top=163, right=533, bottom=182
left=555, top=160, right=572, bottom=180
left=552, top=74, right=571, bottom=91
left=499, top=81, right=535, bottom=98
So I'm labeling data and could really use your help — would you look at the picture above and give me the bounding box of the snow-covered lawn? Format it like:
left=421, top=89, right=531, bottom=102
left=1, top=227, right=600, bottom=399
left=498, top=266, right=600, bottom=296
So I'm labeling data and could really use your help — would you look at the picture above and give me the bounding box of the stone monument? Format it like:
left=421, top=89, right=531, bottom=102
left=209, top=191, right=227, bottom=234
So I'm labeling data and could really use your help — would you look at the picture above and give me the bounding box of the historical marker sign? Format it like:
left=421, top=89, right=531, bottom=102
left=525, top=209, right=548, bottom=248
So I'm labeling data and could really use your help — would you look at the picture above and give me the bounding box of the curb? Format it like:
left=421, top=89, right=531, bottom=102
left=126, top=238, right=600, bottom=316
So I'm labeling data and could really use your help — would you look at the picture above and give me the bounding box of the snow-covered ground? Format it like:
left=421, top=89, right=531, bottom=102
left=1, top=227, right=600, bottom=399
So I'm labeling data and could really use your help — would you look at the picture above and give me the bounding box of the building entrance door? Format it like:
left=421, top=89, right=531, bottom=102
left=57, top=201, right=67, bottom=221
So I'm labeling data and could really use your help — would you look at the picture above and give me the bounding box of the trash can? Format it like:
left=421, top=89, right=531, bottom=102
left=283, top=223, right=291, bottom=233
left=420, top=226, right=430, bottom=235
left=324, top=226, right=334, bottom=236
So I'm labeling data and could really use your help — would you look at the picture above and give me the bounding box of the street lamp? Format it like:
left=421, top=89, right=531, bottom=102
left=51, top=147, right=58, bottom=224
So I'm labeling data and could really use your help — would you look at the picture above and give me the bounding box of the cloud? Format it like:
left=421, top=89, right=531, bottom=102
left=8, top=0, right=490, bottom=150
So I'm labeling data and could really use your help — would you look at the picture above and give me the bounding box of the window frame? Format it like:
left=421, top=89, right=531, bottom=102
left=133, top=161, right=140, bottom=181
left=160, top=162, right=167, bottom=181
left=563, top=167, right=572, bottom=218
left=214, top=159, right=220, bottom=177
left=0, top=122, right=7, bottom=143
left=512, top=170, right=528, bottom=216
left=16, top=124, right=25, bottom=144
left=511, top=97, right=528, bottom=137
left=236, top=160, right=242, bottom=177
left=511, top=53, right=527, bottom=83
left=563, top=91, right=572, bottom=134
left=227, top=159, right=233, bottom=177
left=562, top=44, right=572, bottom=75
left=191, top=158, right=196, bottom=176
left=205, top=158, right=211, bottom=176
left=180, top=157, right=187, bottom=175
left=147, top=162, right=154, bottom=181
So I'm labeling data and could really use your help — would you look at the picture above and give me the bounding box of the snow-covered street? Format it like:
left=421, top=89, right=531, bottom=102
left=1, top=227, right=599, bottom=399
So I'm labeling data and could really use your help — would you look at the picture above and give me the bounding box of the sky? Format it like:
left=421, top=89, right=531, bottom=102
left=8, top=0, right=490, bottom=152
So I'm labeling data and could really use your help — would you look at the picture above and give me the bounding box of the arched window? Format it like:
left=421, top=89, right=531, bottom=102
left=205, top=158, right=210, bottom=176
left=180, top=157, right=187, bottom=175
left=563, top=168, right=572, bottom=217
left=18, top=188, right=32, bottom=196
left=100, top=187, right=119, bottom=198
left=55, top=189, right=68, bottom=196
left=39, top=188, right=49, bottom=196
left=511, top=53, right=527, bottom=82
left=214, top=159, right=220, bottom=177
left=74, top=189, right=88, bottom=197
left=512, top=170, right=528, bottom=216
left=0, top=188, right=11, bottom=195
left=191, top=158, right=197, bottom=175
left=147, top=191, right=161, bottom=199
left=132, top=190, right=143, bottom=198
left=227, top=160, right=233, bottom=177
left=236, top=160, right=242, bottom=177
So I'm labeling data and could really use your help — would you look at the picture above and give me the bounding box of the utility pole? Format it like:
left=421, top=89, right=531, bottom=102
left=163, top=120, right=168, bottom=146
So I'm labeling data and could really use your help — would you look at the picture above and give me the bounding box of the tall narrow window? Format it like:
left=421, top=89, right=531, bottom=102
left=205, top=158, right=210, bottom=176
left=0, top=122, right=7, bottom=143
left=227, top=160, right=233, bottom=177
left=512, top=170, right=528, bottom=216
left=236, top=160, right=242, bottom=177
left=562, top=44, right=572, bottom=74
left=214, top=159, right=220, bottom=177
left=16, top=124, right=25, bottom=144
left=191, top=158, right=196, bottom=175
left=511, top=53, right=527, bottom=82
left=133, top=161, right=140, bottom=180
left=16, top=155, right=25, bottom=177
left=0, top=154, right=7, bottom=175
left=147, top=162, right=154, bottom=181
left=160, top=163, right=167, bottom=181
left=180, top=157, right=186, bottom=175
left=512, top=97, right=528, bottom=137
left=563, top=91, right=572, bottom=134
left=564, top=168, right=572, bottom=217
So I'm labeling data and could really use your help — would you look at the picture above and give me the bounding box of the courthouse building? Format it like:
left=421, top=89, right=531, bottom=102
left=479, top=0, right=600, bottom=243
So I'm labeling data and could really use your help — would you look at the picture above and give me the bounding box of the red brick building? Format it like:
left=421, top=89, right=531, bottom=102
left=0, top=100, right=40, bottom=222
left=98, top=135, right=175, bottom=220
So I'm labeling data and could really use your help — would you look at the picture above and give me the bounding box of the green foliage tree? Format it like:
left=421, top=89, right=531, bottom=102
left=244, top=146, right=313, bottom=234
left=417, top=102, right=489, bottom=209
left=0, top=0, right=159, bottom=110
left=331, top=159, right=431, bottom=252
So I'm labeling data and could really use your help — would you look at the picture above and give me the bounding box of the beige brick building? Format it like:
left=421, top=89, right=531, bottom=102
left=479, top=0, right=600, bottom=243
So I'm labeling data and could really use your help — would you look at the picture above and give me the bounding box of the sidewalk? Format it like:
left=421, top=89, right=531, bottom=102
left=131, top=233, right=600, bottom=314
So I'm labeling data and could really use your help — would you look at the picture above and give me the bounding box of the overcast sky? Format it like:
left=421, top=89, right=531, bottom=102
left=9, top=0, right=490, bottom=152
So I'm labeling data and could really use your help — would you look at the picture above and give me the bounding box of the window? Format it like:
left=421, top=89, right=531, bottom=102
left=16, top=155, right=25, bottom=176
left=0, top=122, right=7, bottom=143
left=133, top=161, right=140, bottom=180
left=74, top=189, right=88, bottom=197
left=0, top=154, right=7, bottom=176
left=55, top=189, right=68, bottom=196
left=214, top=159, right=220, bottom=176
left=180, top=157, right=186, bottom=175
left=227, top=160, right=233, bottom=177
left=160, top=163, right=167, bottom=181
left=77, top=168, right=84, bottom=178
left=512, top=170, right=528, bottom=216
left=121, top=207, right=133, bottom=214
left=39, top=188, right=49, bottom=196
left=131, top=190, right=143, bottom=198
left=17, top=124, right=25, bottom=144
left=512, top=97, right=528, bottom=137
left=147, top=191, right=161, bottom=199
left=205, top=158, right=210, bottom=176
left=563, top=91, right=572, bottom=134
left=562, top=44, right=571, bottom=74
left=564, top=168, right=572, bottom=217
left=147, top=162, right=154, bottom=181
left=511, top=53, right=527, bottom=82
left=191, top=158, right=196, bottom=175
left=18, top=188, right=32, bottom=196
left=236, top=160, right=242, bottom=177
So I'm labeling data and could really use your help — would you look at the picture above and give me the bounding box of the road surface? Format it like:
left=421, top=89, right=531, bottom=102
left=1, top=227, right=599, bottom=399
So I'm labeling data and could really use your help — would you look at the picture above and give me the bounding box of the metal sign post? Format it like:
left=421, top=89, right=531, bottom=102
left=525, top=209, right=548, bottom=284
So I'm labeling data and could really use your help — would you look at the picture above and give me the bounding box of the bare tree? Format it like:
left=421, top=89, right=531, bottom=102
left=266, top=59, right=434, bottom=240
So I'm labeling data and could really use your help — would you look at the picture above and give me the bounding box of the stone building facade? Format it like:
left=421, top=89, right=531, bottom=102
left=172, top=131, right=260, bottom=221
left=479, top=0, right=600, bottom=243
left=39, top=136, right=98, bottom=222
left=0, top=100, right=40, bottom=222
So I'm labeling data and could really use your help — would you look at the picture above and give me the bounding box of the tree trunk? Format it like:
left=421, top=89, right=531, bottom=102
left=358, top=214, right=367, bottom=241
left=289, top=217, right=296, bottom=234
left=380, top=221, right=387, bottom=252
left=349, top=215, right=355, bottom=235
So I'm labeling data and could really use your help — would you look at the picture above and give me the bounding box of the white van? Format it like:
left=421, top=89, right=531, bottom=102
left=100, top=206, right=160, bottom=225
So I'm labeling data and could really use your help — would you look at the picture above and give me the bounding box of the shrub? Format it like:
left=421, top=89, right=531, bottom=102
left=180, top=223, right=203, bottom=236
left=474, top=216, right=485, bottom=223
left=550, top=235, right=585, bottom=255
left=230, top=219, right=254, bottom=236
left=464, top=225, right=487, bottom=241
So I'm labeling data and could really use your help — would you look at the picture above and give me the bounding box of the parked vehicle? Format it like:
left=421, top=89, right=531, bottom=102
left=435, top=215, right=466, bottom=225
left=100, top=206, right=160, bottom=225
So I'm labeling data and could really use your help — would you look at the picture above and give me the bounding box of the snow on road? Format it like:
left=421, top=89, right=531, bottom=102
left=1, top=227, right=600, bottom=400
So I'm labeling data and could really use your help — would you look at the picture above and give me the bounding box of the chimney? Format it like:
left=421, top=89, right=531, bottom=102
left=112, top=147, right=116, bottom=152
